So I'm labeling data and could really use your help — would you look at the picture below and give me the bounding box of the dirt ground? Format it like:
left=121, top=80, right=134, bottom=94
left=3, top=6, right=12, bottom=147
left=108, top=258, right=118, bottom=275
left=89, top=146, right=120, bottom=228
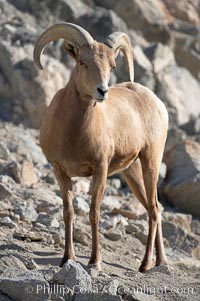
left=1, top=214, right=199, bottom=301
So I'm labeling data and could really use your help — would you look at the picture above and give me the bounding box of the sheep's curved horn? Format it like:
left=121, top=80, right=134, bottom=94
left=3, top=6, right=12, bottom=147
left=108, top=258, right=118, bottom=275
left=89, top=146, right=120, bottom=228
left=33, top=23, right=94, bottom=70
left=105, top=32, right=134, bottom=83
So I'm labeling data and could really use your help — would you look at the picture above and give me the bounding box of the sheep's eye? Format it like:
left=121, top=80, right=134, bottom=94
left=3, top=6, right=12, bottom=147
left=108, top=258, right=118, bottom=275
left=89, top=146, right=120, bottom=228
left=111, top=65, right=116, bottom=70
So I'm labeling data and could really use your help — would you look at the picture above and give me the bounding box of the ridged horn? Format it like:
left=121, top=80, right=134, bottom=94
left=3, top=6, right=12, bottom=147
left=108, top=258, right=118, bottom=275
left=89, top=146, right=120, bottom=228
left=105, top=32, right=134, bottom=83
left=33, top=22, right=94, bottom=70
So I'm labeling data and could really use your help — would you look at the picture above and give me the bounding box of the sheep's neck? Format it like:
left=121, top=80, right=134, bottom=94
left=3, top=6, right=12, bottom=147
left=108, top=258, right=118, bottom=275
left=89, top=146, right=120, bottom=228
left=63, top=68, right=97, bottom=124
left=67, top=67, right=96, bottom=107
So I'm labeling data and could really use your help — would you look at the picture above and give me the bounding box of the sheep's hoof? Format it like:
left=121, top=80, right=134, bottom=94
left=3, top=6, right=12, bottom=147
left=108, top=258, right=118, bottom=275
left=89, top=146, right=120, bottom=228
left=88, top=261, right=102, bottom=271
left=138, top=261, right=153, bottom=273
left=155, top=258, right=168, bottom=266
left=59, top=256, right=76, bottom=267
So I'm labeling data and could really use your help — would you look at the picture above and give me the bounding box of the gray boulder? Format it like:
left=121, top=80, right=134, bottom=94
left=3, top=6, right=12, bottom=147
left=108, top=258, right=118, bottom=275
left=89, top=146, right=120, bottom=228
left=73, top=226, right=91, bottom=246
left=78, top=7, right=128, bottom=42
left=173, top=32, right=200, bottom=80
left=7, top=0, right=91, bottom=24
left=0, top=40, right=70, bottom=128
left=0, top=160, right=20, bottom=183
left=0, top=122, right=47, bottom=168
left=0, top=293, right=14, bottom=301
left=105, top=229, right=122, bottom=241
left=73, top=196, right=89, bottom=216
left=163, top=211, right=192, bottom=232
left=0, top=217, right=16, bottom=228
left=0, top=183, right=12, bottom=201
left=92, top=0, right=118, bottom=10
left=102, top=279, right=119, bottom=295
left=53, top=260, right=92, bottom=295
left=157, top=65, right=200, bottom=126
left=181, top=115, right=200, bottom=136
left=36, top=213, right=59, bottom=228
left=0, top=255, right=27, bottom=275
left=0, top=159, right=38, bottom=188
left=163, top=140, right=200, bottom=216
left=14, top=202, right=38, bottom=222
left=144, top=43, right=175, bottom=74
left=162, top=220, right=200, bottom=258
left=162, top=0, right=199, bottom=25
left=73, top=178, right=91, bottom=195
left=15, top=54, right=70, bottom=128
left=19, top=160, right=39, bottom=186
left=0, top=270, right=49, bottom=301
left=0, top=142, right=11, bottom=161
left=74, top=294, right=122, bottom=301
left=114, top=0, right=171, bottom=44
left=191, top=219, right=200, bottom=236
left=164, top=127, right=187, bottom=154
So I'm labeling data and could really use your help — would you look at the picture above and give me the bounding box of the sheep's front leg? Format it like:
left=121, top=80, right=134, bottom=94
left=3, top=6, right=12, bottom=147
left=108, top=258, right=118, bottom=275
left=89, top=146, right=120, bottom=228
left=53, top=165, right=75, bottom=267
left=88, top=165, right=107, bottom=270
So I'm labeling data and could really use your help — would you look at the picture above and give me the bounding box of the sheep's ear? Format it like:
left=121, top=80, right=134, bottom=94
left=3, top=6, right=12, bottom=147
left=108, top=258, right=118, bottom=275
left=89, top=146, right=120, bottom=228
left=63, top=41, right=78, bottom=60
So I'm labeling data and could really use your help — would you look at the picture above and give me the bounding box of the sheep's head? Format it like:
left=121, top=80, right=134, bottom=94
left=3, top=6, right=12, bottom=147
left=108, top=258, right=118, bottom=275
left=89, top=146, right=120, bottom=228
left=33, top=23, right=134, bottom=102
left=73, top=42, right=116, bottom=101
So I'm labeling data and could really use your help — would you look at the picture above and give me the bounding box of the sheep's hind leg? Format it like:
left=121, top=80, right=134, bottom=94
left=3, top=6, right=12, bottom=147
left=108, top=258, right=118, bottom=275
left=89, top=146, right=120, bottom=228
left=53, top=164, right=75, bottom=267
left=154, top=195, right=167, bottom=267
left=88, top=164, right=107, bottom=270
left=122, top=158, right=167, bottom=271
left=138, top=149, right=164, bottom=272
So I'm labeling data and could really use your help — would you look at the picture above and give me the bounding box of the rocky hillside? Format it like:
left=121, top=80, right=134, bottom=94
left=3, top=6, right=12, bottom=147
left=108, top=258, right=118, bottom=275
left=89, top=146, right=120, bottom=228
left=0, top=1, right=200, bottom=301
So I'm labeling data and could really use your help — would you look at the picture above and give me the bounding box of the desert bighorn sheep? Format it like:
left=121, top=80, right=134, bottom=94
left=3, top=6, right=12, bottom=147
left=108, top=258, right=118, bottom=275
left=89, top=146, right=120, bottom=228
left=34, top=23, right=168, bottom=272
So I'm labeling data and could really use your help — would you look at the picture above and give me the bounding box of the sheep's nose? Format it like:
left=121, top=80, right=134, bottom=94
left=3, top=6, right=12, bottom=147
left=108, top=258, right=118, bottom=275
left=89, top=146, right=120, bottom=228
left=97, top=84, right=108, bottom=96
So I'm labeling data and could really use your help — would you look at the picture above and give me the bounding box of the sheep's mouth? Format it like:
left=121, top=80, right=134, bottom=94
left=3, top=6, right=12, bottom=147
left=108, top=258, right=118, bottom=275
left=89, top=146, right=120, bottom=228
left=96, top=98, right=105, bottom=102
left=94, top=93, right=108, bottom=102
